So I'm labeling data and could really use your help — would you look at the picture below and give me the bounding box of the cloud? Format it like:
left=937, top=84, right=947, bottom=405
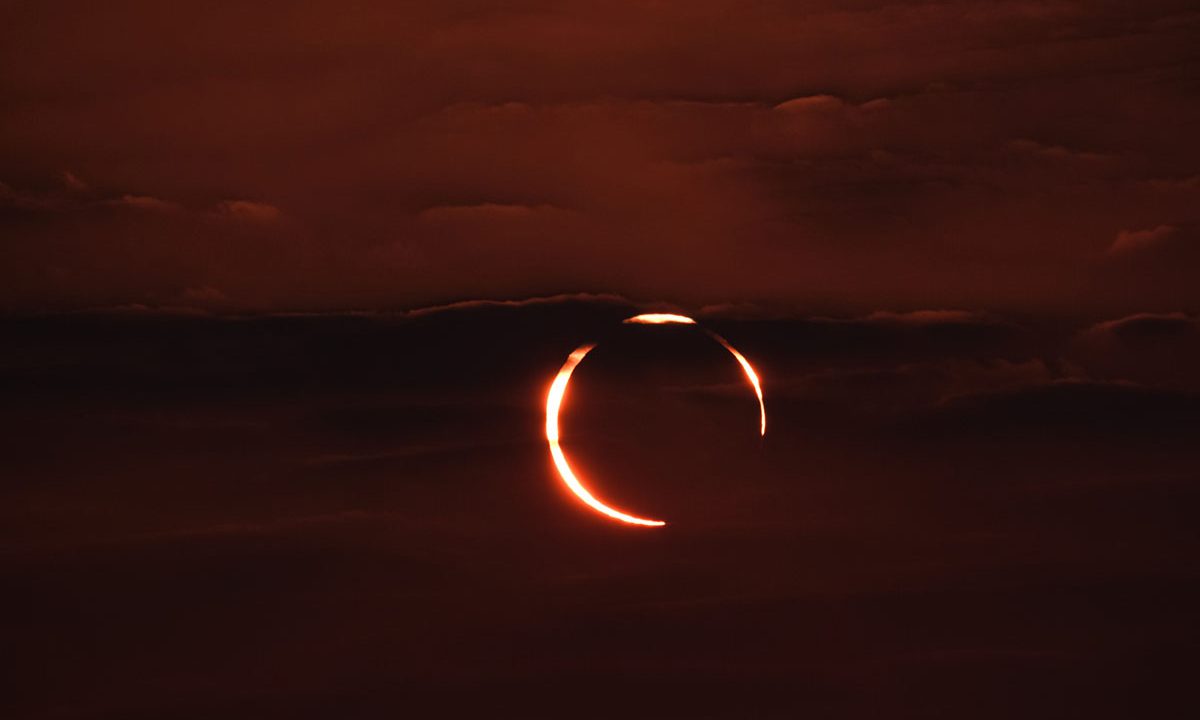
left=213, top=200, right=282, bottom=223
left=1071, top=312, right=1200, bottom=391
left=1107, top=224, right=1177, bottom=255
left=863, top=309, right=997, bottom=326
left=763, top=357, right=1057, bottom=418
left=2, top=180, right=183, bottom=214
left=1143, top=175, right=1200, bottom=192
left=928, top=380, right=1200, bottom=437
left=774, top=94, right=890, bottom=115
left=60, top=170, right=89, bottom=191
left=114, top=194, right=182, bottom=212
left=773, top=94, right=845, bottom=113
left=180, top=285, right=229, bottom=305
left=1087, top=225, right=1200, bottom=310
left=0, top=180, right=60, bottom=212
left=1084, top=312, right=1197, bottom=341
left=401, top=292, right=633, bottom=319
left=3, top=1, right=1199, bottom=312
left=1007, top=138, right=1113, bottom=162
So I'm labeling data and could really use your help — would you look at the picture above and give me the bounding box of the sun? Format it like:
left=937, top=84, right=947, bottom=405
left=544, top=314, right=766, bottom=527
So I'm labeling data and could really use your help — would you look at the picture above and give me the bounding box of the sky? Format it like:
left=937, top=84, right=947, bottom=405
left=2, top=0, right=1199, bottom=313
left=5, top=298, right=1200, bottom=716
left=4, top=3, right=1200, bottom=718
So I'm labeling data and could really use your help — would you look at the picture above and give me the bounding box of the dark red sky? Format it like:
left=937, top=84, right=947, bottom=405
left=4, top=8, right=1200, bottom=717
left=3, top=0, right=1199, bottom=312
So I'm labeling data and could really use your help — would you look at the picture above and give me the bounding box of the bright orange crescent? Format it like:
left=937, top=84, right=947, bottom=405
left=544, top=313, right=766, bottom=527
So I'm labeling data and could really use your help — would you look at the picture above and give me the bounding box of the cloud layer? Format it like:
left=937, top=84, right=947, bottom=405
left=5, top=296, right=1199, bottom=716
left=2, top=1, right=1198, bottom=313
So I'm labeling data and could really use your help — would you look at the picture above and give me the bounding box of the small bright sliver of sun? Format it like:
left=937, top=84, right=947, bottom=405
left=623, top=313, right=697, bottom=325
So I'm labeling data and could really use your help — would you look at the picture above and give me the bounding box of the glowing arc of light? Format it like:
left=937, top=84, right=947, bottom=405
left=709, top=333, right=766, bottom=437
left=622, top=313, right=697, bottom=325
left=545, top=313, right=768, bottom=528
left=545, top=344, right=667, bottom=527
left=625, top=313, right=766, bottom=436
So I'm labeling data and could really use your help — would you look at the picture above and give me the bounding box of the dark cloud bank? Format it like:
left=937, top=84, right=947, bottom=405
left=4, top=296, right=1199, bottom=718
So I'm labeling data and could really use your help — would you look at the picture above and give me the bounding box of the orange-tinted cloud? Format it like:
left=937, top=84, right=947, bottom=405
left=1107, top=224, right=1178, bottom=255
